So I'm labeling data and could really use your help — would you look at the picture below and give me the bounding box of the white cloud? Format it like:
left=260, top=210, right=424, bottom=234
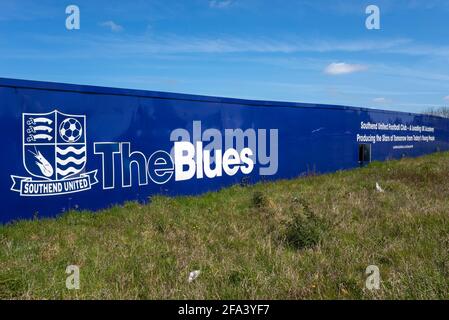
left=209, top=0, right=233, bottom=9
left=444, top=96, right=449, bottom=102
left=100, top=21, right=124, bottom=32
left=324, top=62, right=368, bottom=75
left=373, top=97, right=392, bottom=104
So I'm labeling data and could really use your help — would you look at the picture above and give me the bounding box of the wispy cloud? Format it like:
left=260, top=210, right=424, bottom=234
left=444, top=96, right=449, bottom=102
left=373, top=97, right=392, bottom=104
left=209, top=0, right=233, bottom=9
left=38, top=34, right=412, bottom=55
left=324, top=62, right=368, bottom=75
left=20, top=32, right=449, bottom=60
left=100, top=21, right=124, bottom=32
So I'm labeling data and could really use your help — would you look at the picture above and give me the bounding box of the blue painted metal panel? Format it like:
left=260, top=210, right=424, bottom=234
left=1, top=78, right=448, bottom=223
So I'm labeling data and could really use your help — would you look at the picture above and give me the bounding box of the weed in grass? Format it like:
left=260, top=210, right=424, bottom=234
left=251, top=191, right=269, bottom=209
left=283, top=204, right=328, bottom=250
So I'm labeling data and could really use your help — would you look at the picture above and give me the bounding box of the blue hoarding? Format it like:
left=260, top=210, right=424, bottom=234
left=1, top=78, right=448, bottom=223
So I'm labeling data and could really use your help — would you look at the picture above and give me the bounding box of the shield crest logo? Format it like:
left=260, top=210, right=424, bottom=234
left=23, top=110, right=87, bottom=181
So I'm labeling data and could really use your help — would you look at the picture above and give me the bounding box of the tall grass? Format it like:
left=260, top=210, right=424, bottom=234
left=1, top=152, right=449, bottom=299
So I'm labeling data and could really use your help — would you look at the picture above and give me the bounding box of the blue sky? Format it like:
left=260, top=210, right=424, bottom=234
left=1, top=0, right=449, bottom=113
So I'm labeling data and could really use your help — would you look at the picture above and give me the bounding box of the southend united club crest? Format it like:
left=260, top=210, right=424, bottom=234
left=11, top=110, right=98, bottom=196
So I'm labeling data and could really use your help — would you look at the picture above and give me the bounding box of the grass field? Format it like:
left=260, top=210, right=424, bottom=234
left=1, top=152, right=449, bottom=300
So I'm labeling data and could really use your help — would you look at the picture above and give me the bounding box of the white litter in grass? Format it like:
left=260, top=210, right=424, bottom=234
left=376, top=182, right=385, bottom=193
left=188, top=270, right=201, bottom=283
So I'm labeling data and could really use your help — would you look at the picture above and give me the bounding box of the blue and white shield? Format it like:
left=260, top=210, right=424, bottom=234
left=23, top=110, right=87, bottom=181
